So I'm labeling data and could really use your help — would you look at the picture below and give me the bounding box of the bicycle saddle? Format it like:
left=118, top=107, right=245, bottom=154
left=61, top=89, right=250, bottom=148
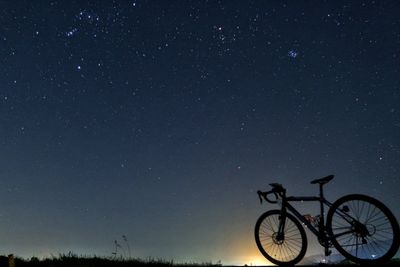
left=310, top=175, right=334, bottom=185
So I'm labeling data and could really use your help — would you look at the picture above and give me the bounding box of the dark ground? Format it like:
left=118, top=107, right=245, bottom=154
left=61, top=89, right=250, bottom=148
left=0, top=254, right=399, bottom=267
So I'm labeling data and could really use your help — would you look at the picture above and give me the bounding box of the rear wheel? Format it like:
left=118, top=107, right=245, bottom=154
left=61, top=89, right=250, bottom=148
left=327, top=194, right=400, bottom=264
left=255, top=210, right=307, bottom=266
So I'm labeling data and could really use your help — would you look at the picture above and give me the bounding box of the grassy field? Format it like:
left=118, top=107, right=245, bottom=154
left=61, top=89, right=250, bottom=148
left=1, top=254, right=399, bottom=267
left=0, top=253, right=222, bottom=267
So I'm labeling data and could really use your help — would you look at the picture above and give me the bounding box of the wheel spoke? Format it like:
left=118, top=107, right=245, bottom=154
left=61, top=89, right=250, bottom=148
left=327, top=195, right=399, bottom=263
left=255, top=211, right=306, bottom=265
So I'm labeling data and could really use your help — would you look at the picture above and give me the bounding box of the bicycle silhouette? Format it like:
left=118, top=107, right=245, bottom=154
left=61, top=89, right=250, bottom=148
left=255, top=175, right=400, bottom=265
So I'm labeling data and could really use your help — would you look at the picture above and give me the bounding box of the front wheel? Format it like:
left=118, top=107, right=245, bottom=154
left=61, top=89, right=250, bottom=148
left=255, top=210, right=307, bottom=266
left=327, top=194, right=400, bottom=264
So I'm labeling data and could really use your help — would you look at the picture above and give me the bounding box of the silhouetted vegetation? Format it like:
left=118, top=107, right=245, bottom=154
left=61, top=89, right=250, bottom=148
left=0, top=253, right=399, bottom=267
left=0, top=252, right=223, bottom=267
left=334, top=257, right=400, bottom=266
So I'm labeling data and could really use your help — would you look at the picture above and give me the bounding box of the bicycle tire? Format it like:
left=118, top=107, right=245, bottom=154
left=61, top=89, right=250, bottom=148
left=255, top=210, right=307, bottom=266
left=326, top=194, right=400, bottom=264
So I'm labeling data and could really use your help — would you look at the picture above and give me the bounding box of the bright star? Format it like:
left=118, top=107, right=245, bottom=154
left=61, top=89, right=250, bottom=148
left=66, top=28, right=78, bottom=37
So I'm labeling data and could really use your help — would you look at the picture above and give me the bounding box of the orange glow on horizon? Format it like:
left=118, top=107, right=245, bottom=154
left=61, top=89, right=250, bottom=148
left=214, top=230, right=274, bottom=266
left=230, top=244, right=273, bottom=266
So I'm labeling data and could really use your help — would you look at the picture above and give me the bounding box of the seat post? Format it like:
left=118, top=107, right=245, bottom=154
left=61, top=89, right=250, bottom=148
left=319, top=183, right=325, bottom=227
left=318, top=182, right=331, bottom=256
left=319, top=183, right=324, bottom=200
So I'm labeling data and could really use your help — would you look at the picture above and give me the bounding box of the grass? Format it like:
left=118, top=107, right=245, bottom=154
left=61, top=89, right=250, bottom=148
left=1, top=253, right=399, bottom=267
left=1, top=252, right=223, bottom=267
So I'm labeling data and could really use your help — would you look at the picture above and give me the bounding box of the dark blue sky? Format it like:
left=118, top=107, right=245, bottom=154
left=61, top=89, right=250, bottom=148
left=0, top=0, right=399, bottom=265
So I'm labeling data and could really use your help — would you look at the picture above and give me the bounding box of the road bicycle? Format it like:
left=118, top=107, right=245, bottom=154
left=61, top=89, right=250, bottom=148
left=255, top=175, right=400, bottom=265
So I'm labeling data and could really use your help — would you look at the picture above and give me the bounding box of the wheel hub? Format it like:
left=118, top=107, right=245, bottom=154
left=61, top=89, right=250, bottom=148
left=272, top=232, right=284, bottom=245
left=352, top=221, right=370, bottom=238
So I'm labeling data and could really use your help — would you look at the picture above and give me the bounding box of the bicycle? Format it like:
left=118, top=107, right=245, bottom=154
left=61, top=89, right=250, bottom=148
left=255, top=175, right=400, bottom=266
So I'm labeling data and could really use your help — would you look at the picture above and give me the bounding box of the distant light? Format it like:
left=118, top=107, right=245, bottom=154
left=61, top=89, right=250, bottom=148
left=77, top=65, right=81, bottom=70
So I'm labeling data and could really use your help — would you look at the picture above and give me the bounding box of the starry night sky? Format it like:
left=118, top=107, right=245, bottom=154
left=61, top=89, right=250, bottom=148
left=0, top=0, right=399, bottom=265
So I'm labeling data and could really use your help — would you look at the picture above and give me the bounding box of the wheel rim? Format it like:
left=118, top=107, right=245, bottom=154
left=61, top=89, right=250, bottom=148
left=258, top=213, right=304, bottom=263
left=330, top=199, right=395, bottom=260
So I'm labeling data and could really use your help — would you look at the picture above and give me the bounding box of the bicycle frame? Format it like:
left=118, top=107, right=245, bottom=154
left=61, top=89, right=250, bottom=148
left=278, top=191, right=335, bottom=256
left=282, top=196, right=333, bottom=238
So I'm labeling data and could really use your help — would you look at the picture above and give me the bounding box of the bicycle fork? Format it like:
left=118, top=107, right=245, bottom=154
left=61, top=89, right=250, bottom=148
left=272, top=197, right=287, bottom=244
left=276, top=213, right=287, bottom=242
